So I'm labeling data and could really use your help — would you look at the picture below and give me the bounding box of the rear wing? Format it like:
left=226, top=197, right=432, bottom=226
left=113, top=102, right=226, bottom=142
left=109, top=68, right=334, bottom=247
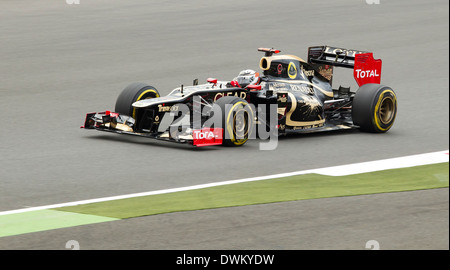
left=308, top=46, right=368, bottom=68
left=308, top=46, right=382, bottom=86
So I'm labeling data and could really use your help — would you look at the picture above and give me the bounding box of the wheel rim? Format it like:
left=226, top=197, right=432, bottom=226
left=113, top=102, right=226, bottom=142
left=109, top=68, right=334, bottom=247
left=233, top=109, right=248, bottom=139
left=378, top=96, right=395, bottom=125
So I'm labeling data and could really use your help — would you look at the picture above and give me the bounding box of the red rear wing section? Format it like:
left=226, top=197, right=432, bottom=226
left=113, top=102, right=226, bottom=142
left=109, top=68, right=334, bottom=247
left=307, top=46, right=382, bottom=86
left=353, top=53, right=382, bottom=86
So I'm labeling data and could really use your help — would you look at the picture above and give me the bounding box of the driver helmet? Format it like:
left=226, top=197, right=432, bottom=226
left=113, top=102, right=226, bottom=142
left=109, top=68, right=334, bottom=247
left=233, top=69, right=260, bottom=88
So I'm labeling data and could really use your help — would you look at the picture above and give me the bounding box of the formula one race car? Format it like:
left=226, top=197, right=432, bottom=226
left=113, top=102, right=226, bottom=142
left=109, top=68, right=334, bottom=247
left=81, top=46, right=397, bottom=147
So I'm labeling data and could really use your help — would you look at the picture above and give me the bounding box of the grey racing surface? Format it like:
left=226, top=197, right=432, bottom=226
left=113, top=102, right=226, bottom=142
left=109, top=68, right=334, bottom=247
left=0, top=0, right=448, bottom=249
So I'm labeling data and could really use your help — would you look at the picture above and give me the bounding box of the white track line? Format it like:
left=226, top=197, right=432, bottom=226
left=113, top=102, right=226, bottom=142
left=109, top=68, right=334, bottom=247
left=314, top=150, right=449, bottom=176
left=0, top=150, right=448, bottom=216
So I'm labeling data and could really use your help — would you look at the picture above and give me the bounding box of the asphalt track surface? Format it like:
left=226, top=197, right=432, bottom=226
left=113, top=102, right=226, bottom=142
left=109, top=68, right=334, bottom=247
left=0, top=0, right=448, bottom=250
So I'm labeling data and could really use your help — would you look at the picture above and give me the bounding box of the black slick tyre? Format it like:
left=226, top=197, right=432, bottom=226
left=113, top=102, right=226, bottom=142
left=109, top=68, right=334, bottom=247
left=115, top=82, right=160, bottom=119
left=352, top=83, right=397, bottom=133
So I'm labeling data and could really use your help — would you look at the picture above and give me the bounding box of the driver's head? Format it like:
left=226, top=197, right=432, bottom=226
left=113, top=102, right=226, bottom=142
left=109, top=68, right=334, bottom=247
left=233, top=69, right=260, bottom=88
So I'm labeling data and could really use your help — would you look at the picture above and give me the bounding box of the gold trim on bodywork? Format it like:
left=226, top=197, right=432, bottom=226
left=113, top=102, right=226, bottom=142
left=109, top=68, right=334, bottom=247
left=270, top=79, right=334, bottom=98
left=260, top=55, right=306, bottom=70
left=105, top=122, right=134, bottom=132
left=285, top=92, right=325, bottom=127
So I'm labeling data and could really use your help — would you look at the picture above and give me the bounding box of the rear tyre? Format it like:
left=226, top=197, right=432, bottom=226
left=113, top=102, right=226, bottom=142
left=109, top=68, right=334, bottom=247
left=352, top=84, right=397, bottom=133
left=115, top=82, right=160, bottom=119
left=213, top=96, right=254, bottom=146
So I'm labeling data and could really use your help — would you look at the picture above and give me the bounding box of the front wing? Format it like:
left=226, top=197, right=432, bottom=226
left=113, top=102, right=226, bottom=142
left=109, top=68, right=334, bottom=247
left=81, top=111, right=223, bottom=147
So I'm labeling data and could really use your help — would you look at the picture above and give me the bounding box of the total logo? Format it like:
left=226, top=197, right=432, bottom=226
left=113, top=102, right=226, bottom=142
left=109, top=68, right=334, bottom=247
left=354, top=69, right=380, bottom=78
left=192, top=128, right=223, bottom=146
left=193, top=130, right=220, bottom=140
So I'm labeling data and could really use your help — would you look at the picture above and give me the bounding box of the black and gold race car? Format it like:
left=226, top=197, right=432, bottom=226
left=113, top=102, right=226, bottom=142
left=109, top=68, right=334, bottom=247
left=81, top=46, right=397, bottom=147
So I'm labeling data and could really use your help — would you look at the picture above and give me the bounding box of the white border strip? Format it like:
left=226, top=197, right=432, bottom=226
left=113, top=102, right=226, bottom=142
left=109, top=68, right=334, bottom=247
left=0, top=150, right=447, bottom=216
left=313, top=150, right=449, bottom=176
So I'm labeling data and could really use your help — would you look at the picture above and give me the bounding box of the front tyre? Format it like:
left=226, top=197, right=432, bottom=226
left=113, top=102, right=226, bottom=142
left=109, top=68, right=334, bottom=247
left=213, top=96, right=254, bottom=146
left=115, top=82, right=160, bottom=119
left=352, top=84, right=397, bottom=133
